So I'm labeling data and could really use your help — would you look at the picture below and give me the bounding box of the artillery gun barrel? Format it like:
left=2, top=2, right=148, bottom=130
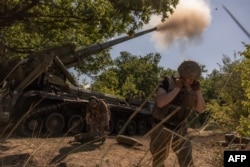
left=222, top=5, right=250, bottom=39
left=62, top=27, right=157, bottom=68
left=0, top=27, right=158, bottom=135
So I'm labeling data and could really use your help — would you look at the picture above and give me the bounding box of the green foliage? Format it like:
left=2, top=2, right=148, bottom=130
left=240, top=44, right=250, bottom=108
left=203, top=54, right=249, bottom=133
left=91, top=51, right=168, bottom=99
left=237, top=44, right=250, bottom=136
left=202, top=69, right=221, bottom=101
left=237, top=115, right=250, bottom=137
left=90, top=69, right=120, bottom=96
left=0, top=0, right=178, bottom=55
left=206, top=100, right=238, bottom=130
left=0, top=0, right=179, bottom=76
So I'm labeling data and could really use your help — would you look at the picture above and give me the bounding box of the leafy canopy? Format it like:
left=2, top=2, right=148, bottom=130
left=237, top=44, right=250, bottom=136
left=203, top=54, right=249, bottom=133
left=91, top=51, right=171, bottom=99
left=0, top=0, right=178, bottom=57
left=0, top=0, right=179, bottom=76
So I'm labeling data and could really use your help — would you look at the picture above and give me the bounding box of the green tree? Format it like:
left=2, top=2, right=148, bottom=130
left=0, top=0, right=178, bottom=55
left=90, top=69, right=120, bottom=95
left=0, top=0, right=179, bottom=77
left=204, top=55, right=248, bottom=131
left=237, top=44, right=250, bottom=136
left=91, top=51, right=168, bottom=99
left=202, top=69, right=221, bottom=101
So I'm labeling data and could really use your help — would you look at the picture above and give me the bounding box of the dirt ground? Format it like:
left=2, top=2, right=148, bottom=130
left=0, top=129, right=226, bottom=167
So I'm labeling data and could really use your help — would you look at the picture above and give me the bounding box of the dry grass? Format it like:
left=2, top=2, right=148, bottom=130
left=0, top=129, right=225, bottom=167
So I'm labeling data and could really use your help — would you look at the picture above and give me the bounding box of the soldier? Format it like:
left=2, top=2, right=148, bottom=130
left=85, top=96, right=110, bottom=138
left=150, top=60, right=205, bottom=167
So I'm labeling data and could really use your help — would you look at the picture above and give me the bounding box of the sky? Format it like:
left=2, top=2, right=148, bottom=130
left=110, top=0, right=250, bottom=75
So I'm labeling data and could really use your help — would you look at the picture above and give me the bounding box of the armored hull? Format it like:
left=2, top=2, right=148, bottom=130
left=0, top=28, right=157, bottom=137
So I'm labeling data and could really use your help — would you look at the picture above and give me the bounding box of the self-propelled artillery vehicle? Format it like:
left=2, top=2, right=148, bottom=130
left=0, top=28, right=157, bottom=137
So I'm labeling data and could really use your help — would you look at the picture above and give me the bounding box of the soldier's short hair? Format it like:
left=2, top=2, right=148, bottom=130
left=178, top=60, right=201, bottom=80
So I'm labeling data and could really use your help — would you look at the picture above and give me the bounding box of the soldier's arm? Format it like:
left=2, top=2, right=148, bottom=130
left=155, top=76, right=181, bottom=108
left=195, top=90, right=205, bottom=113
left=156, top=87, right=180, bottom=108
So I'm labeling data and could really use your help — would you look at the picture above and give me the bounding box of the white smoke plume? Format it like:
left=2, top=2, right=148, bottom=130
left=149, top=0, right=212, bottom=50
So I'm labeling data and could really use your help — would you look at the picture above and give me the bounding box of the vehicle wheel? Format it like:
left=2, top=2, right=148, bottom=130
left=22, top=115, right=44, bottom=137
left=137, top=120, right=147, bottom=135
left=115, top=119, right=125, bottom=134
left=67, top=115, right=84, bottom=134
left=45, top=113, right=65, bottom=135
left=126, top=120, right=137, bottom=136
left=108, top=119, right=115, bottom=134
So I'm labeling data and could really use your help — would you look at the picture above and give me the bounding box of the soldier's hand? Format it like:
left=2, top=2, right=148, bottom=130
left=191, top=80, right=200, bottom=90
left=175, top=77, right=183, bottom=89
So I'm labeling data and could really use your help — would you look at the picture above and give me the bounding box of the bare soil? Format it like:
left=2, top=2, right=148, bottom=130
left=0, top=129, right=226, bottom=167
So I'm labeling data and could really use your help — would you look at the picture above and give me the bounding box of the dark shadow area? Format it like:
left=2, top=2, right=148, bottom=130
left=113, top=142, right=144, bottom=151
left=0, top=144, right=11, bottom=152
left=0, top=139, right=11, bottom=152
left=49, top=140, right=104, bottom=165
left=0, top=153, right=37, bottom=166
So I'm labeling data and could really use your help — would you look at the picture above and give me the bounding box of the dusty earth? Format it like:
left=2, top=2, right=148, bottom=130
left=0, top=129, right=226, bottom=167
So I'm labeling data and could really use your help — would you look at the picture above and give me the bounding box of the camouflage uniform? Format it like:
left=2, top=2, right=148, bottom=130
left=150, top=61, right=202, bottom=167
left=86, top=96, right=110, bottom=137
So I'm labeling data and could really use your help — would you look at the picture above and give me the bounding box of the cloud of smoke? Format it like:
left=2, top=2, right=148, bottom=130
left=149, top=0, right=212, bottom=51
